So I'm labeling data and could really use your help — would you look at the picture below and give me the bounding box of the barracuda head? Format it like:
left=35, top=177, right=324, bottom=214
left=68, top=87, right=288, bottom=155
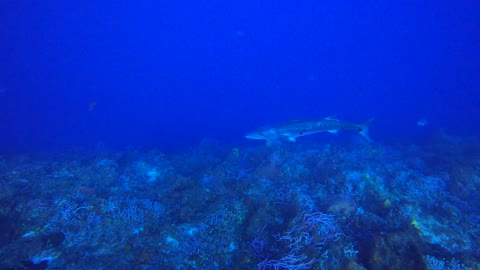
left=245, top=128, right=279, bottom=140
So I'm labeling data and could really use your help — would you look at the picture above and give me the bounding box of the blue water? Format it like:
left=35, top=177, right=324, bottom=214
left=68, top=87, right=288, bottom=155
left=1, top=1, right=479, bottom=152
left=0, top=1, right=479, bottom=269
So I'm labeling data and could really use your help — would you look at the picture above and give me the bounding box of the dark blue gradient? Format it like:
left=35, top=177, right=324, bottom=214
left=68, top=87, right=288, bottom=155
left=1, top=0, right=479, bottom=152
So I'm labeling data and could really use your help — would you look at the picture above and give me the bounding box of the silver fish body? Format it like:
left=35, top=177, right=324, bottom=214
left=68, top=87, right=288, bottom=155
left=246, top=117, right=372, bottom=143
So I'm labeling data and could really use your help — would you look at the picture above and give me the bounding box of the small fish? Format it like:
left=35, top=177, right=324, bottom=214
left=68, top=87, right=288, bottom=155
left=88, top=101, right=97, bottom=111
left=417, top=118, right=428, bottom=126
left=246, top=117, right=373, bottom=144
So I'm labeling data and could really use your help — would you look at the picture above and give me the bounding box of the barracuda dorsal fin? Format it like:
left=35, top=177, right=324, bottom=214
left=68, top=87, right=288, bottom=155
left=324, top=115, right=339, bottom=121
left=288, top=137, right=296, bottom=142
left=328, top=130, right=338, bottom=134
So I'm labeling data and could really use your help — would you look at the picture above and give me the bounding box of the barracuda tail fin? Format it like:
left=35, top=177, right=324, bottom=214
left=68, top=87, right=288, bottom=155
left=358, top=119, right=374, bottom=142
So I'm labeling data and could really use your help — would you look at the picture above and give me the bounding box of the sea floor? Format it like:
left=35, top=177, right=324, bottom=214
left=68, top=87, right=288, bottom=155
left=0, top=135, right=479, bottom=269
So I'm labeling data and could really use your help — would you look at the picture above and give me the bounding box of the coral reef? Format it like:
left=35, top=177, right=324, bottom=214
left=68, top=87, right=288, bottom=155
left=0, top=136, right=479, bottom=269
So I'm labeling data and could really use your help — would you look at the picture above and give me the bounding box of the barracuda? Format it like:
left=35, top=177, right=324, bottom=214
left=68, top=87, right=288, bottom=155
left=246, top=117, right=373, bottom=143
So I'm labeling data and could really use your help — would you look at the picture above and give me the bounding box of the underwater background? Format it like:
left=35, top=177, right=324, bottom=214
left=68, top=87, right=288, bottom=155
left=0, top=0, right=479, bottom=269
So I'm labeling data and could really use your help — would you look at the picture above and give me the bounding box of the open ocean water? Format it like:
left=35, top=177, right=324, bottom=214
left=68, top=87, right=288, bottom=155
left=0, top=1, right=479, bottom=269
